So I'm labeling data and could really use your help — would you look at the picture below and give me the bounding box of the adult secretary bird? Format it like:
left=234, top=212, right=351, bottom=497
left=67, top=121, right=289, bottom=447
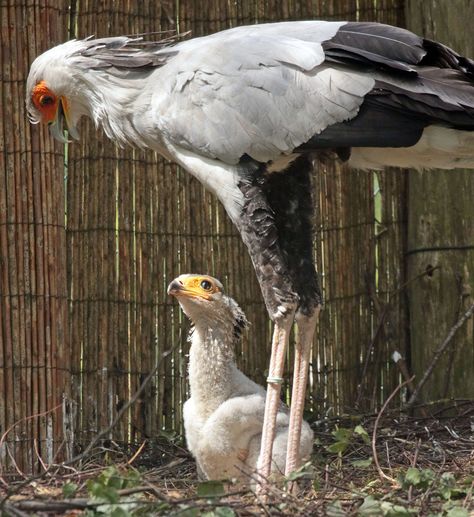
left=167, top=274, right=313, bottom=480
left=26, top=21, right=474, bottom=486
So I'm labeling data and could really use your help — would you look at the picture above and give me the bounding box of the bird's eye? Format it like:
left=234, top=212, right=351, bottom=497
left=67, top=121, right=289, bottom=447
left=200, top=280, right=212, bottom=291
left=40, top=95, right=55, bottom=106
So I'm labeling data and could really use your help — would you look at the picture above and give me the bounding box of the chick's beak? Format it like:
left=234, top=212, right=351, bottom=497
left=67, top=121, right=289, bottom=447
left=167, top=280, right=184, bottom=296
left=48, top=98, right=80, bottom=143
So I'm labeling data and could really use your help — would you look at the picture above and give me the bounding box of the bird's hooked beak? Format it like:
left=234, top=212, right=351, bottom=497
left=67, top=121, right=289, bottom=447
left=48, top=97, right=80, bottom=143
left=167, top=279, right=186, bottom=297
left=167, top=276, right=218, bottom=301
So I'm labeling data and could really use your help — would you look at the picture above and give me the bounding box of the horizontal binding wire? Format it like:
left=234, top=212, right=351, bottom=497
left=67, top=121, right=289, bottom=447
left=0, top=221, right=66, bottom=229
left=0, top=293, right=68, bottom=300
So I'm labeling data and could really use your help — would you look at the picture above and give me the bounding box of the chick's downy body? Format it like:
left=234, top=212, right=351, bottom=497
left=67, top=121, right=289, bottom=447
left=168, top=274, right=313, bottom=480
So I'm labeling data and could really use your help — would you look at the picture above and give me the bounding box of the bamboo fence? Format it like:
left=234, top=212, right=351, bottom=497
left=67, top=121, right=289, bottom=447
left=0, top=0, right=69, bottom=475
left=1, top=0, right=471, bottom=476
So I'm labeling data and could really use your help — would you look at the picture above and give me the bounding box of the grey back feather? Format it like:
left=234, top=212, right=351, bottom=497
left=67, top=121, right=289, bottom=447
left=145, top=21, right=378, bottom=164
left=72, top=34, right=181, bottom=71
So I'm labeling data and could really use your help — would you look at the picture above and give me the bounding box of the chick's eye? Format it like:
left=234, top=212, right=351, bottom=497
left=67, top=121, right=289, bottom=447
left=200, top=280, right=212, bottom=291
left=40, top=95, right=55, bottom=106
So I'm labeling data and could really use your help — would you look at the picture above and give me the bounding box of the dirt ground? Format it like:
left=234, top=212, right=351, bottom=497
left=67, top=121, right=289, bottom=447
left=1, top=403, right=473, bottom=516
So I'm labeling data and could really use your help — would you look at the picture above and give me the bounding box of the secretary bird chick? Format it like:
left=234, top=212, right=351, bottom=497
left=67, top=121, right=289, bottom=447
left=168, top=274, right=314, bottom=481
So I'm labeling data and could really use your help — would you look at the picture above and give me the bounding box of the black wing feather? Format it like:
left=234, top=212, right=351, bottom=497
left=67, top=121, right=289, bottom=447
left=323, top=22, right=426, bottom=71
left=306, top=21, right=474, bottom=151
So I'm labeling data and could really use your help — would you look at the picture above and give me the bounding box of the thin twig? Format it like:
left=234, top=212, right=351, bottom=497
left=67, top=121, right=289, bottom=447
left=385, top=441, right=392, bottom=474
left=324, top=463, right=330, bottom=491
left=33, top=439, right=48, bottom=473
left=5, top=446, right=27, bottom=482
left=127, top=440, right=147, bottom=466
left=372, top=377, right=415, bottom=484
left=406, top=303, right=474, bottom=409
left=408, top=438, right=421, bottom=503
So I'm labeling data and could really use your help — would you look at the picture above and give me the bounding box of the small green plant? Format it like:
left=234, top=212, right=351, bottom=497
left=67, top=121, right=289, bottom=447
left=358, top=495, right=418, bottom=516
left=437, top=472, right=470, bottom=501
left=326, top=424, right=371, bottom=456
left=400, top=467, right=436, bottom=491
left=62, top=481, right=79, bottom=498
left=196, top=480, right=226, bottom=498
left=190, top=481, right=235, bottom=517
left=399, top=468, right=470, bottom=501
left=85, top=466, right=143, bottom=516
left=358, top=468, right=474, bottom=517
left=202, top=508, right=236, bottom=517
left=285, top=460, right=315, bottom=482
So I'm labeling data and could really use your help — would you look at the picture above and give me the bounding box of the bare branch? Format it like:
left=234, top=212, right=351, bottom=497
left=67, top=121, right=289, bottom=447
left=372, top=377, right=415, bottom=484
left=405, top=303, right=474, bottom=409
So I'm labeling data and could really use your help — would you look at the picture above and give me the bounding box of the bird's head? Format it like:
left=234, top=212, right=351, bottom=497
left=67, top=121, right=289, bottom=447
left=168, top=274, right=248, bottom=337
left=26, top=40, right=96, bottom=143
left=26, top=36, right=177, bottom=144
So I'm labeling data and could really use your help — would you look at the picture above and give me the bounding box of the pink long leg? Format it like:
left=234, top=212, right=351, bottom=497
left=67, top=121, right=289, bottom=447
left=256, top=312, right=294, bottom=492
left=285, top=308, right=320, bottom=477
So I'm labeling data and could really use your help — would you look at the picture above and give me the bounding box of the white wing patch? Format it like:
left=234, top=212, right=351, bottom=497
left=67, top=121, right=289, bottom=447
left=146, top=22, right=375, bottom=164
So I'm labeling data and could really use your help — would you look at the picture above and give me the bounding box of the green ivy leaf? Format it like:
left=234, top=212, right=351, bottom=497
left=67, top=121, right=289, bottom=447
left=440, top=472, right=456, bottom=485
left=404, top=467, right=421, bottom=487
left=109, top=507, right=131, bottom=517
left=354, top=425, right=371, bottom=444
left=87, top=480, right=120, bottom=504
left=438, top=472, right=466, bottom=500
left=176, top=507, right=201, bottom=517
left=357, top=495, right=383, bottom=516
left=326, top=441, right=349, bottom=454
left=420, top=469, right=435, bottom=486
left=332, top=427, right=353, bottom=442
left=326, top=500, right=346, bottom=517
left=446, top=507, right=469, bottom=517
left=202, top=507, right=236, bottom=517
left=197, top=480, right=225, bottom=498
left=123, top=468, right=141, bottom=488
left=351, top=457, right=373, bottom=468
left=62, top=481, right=78, bottom=498
left=286, top=461, right=313, bottom=481
left=381, top=502, right=417, bottom=517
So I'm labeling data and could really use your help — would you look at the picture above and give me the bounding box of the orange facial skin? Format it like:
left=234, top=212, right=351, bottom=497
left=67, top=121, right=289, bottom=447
left=170, top=276, right=221, bottom=300
left=31, top=81, right=59, bottom=124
